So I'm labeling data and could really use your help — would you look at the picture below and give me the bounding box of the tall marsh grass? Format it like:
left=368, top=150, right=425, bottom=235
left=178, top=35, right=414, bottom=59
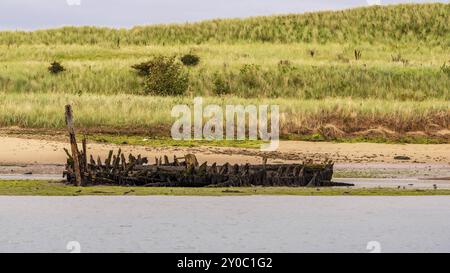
left=0, top=93, right=447, bottom=133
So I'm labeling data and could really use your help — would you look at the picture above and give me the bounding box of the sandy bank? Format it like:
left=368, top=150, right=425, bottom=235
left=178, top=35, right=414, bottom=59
left=0, top=136, right=449, bottom=179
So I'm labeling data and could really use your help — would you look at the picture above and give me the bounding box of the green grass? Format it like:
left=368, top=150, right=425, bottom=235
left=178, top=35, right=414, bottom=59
left=0, top=5, right=449, bottom=100
left=1, top=4, right=448, bottom=46
left=0, top=4, right=448, bottom=139
left=86, top=133, right=449, bottom=147
left=1, top=180, right=449, bottom=196
left=0, top=93, right=448, bottom=138
left=0, top=43, right=448, bottom=100
left=87, top=134, right=264, bottom=149
left=287, top=134, right=450, bottom=144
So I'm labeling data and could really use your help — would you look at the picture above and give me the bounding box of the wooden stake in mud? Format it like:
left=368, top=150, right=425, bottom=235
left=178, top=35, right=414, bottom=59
left=65, top=105, right=82, bottom=186
left=82, top=136, right=88, bottom=172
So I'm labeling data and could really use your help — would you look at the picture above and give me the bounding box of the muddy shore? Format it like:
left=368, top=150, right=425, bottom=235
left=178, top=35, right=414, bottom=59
left=0, top=136, right=449, bottom=180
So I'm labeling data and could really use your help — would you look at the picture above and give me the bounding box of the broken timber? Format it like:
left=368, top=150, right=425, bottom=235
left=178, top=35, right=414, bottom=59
left=64, top=105, right=82, bottom=186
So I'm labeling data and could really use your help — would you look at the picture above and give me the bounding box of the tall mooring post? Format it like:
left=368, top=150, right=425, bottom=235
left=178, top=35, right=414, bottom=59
left=65, top=104, right=82, bottom=186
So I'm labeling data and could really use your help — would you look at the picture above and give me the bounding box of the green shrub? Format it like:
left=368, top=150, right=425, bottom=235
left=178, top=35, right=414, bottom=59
left=212, top=72, right=231, bottom=95
left=48, top=61, right=65, bottom=74
left=140, top=55, right=189, bottom=96
left=239, top=64, right=262, bottom=89
left=180, top=54, right=200, bottom=66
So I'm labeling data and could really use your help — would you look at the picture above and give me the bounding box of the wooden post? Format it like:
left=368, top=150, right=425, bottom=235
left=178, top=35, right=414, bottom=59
left=82, top=136, right=88, bottom=172
left=65, top=105, right=82, bottom=186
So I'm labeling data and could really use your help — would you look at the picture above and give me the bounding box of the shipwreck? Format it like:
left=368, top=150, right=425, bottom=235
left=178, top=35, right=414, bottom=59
left=63, top=105, right=354, bottom=188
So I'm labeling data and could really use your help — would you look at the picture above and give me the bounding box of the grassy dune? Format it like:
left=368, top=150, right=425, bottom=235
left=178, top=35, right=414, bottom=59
left=1, top=4, right=448, bottom=45
left=0, top=43, right=449, bottom=100
left=0, top=4, right=448, bottom=140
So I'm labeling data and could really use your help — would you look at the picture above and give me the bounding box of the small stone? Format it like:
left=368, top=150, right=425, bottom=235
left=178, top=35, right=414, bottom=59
left=394, top=156, right=411, bottom=160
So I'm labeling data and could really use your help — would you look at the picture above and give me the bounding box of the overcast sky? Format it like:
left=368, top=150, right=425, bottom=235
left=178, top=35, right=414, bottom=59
left=0, top=0, right=447, bottom=30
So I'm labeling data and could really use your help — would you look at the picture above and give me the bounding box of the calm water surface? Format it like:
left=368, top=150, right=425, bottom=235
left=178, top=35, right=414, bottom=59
left=1, top=196, right=449, bottom=253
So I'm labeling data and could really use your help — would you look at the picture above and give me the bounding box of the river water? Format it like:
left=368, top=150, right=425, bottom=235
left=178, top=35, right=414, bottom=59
left=0, top=196, right=449, bottom=253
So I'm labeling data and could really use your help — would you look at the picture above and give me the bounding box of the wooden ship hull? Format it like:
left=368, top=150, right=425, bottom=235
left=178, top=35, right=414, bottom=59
left=62, top=105, right=353, bottom=188
left=63, top=149, right=354, bottom=188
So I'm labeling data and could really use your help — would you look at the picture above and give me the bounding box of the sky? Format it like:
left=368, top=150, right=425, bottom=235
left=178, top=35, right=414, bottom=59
left=0, top=0, right=447, bottom=30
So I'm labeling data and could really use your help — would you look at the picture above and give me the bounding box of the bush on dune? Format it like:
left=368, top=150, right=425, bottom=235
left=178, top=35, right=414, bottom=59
left=132, top=55, right=189, bottom=96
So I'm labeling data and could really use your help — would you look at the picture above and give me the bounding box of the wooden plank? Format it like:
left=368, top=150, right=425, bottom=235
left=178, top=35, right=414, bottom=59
left=65, top=104, right=82, bottom=186
left=82, top=137, right=88, bottom=172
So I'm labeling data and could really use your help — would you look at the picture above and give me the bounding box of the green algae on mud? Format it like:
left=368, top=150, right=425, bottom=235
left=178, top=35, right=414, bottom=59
left=87, top=134, right=265, bottom=149
left=86, top=133, right=449, bottom=149
left=1, top=180, right=450, bottom=196
left=285, top=134, right=450, bottom=144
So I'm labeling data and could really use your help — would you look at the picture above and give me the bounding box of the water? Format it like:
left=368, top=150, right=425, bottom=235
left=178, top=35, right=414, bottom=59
left=1, top=196, right=449, bottom=253
left=0, top=174, right=62, bottom=180
left=334, top=178, right=450, bottom=189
